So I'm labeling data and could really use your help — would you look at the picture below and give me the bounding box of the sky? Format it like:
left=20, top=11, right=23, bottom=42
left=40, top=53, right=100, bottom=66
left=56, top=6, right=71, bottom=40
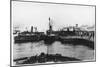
left=12, top=1, right=95, bottom=32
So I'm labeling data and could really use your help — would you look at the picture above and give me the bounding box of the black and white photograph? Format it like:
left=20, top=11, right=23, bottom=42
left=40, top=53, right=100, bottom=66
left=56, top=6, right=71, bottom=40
left=11, top=0, right=96, bottom=66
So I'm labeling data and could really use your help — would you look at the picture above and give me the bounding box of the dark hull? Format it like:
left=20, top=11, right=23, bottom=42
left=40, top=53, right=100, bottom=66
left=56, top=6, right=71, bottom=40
left=14, top=35, right=45, bottom=43
left=43, top=35, right=94, bottom=49
left=59, top=38, right=94, bottom=49
left=44, top=35, right=60, bottom=44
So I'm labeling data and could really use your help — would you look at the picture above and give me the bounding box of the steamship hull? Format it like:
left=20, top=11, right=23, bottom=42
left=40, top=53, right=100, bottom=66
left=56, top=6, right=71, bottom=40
left=14, top=35, right=45, bottom=43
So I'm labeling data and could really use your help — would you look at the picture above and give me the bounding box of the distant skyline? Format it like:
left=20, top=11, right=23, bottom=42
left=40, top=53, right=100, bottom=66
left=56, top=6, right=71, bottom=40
left=12, top=1, right=95, bottom=32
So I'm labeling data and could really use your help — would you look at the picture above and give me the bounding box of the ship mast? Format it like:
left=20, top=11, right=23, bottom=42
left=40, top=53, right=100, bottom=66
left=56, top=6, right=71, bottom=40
left=49, top=17, right=53, bottom=34
left=47, top=17, right=53, bottom=55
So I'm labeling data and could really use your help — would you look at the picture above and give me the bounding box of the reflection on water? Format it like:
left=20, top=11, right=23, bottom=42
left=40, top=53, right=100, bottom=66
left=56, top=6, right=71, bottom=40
left=13, top=41, right=94, bottom=61
left=13, top=41, right=47, bottom=59
left=47, top=41, right=94, bottom=60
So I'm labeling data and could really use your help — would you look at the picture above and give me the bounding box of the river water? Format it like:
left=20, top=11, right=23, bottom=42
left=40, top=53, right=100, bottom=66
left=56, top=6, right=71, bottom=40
left=13, top=40, right=95, bottom=61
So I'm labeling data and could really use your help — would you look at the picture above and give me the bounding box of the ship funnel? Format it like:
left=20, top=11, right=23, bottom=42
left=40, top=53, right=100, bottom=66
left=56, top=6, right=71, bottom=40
left=34, top=27, right=37, bottom=32
left=76, top=24, right=78, bottom=27
left=31, top=26, right=33, bottom=32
